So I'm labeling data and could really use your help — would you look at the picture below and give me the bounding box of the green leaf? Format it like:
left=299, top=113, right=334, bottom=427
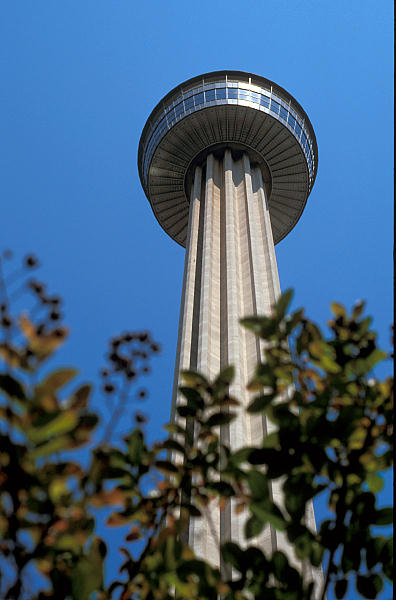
left=335, top=578, right=348, bottom=599
left=291, top=530, right=314, bottom=561
left=68, top=384, right=91, bottom=409
left=249, top=363, right=275, bottom=388
left=381, top=538, right=393, bottom=581
left=366, top=537, right=386, bottom=569
left=213, top=366, right=235, bottom=391
left=180, top=503, right=201, bottom=517
left=205, top=481, right=234, bottom=497
left=177, top=404, right=199, bottom=418
left=375, top=507, right=393, bottom=526
left=215, top=365, right=235, bottom=386
left=108, top=450, right=128, bottom=471
left=272, top=550, right=288, bottom=581
left=352, top=300, right=365, bottom=319
left=162, top=439, right=185, bottom=454
left=247, top=471, right=268, bottom=499
left=127, top=429, right=144, bottom=464
left=366, top=472, right=384, bottom=493
left=250, top=501, right=286, bottom=531
left=229, top=447, right=252, bottom=465
left=0, top=374, right=26, bottom=400
left=155, top=460, right=178, bottom=474
left=364, top=349, right=387, bottom=371
left=248, top=447, right=275, bottom=465
left=180, top=370, right=208, bottom=387
left=245, top=515, right=265, bottom=539
left=309, top=341, right=341, bottom=373
left=48, top=477, right=69, bottom=502
left=240, top=316, right=277, bottom=339
left=309, top=540, right=324, bottom=567
left=341, top=542, right=361, bottom=572
left=262, top=431, right=280, bottom=449
left=274, top=289, right=293, bottom=319
left=348, top=426, right=367, bottom=450
left=243, top=547, right=268, bottom=573
left=205, top=412, right=234, bottom=428
left=177, top=559, right=207, bottom=580
left=27, top=410, right=78, bottom=443
left=221, top=542, right=244, bottom=571
left=330, top=302, right=346, bottom=319
left=164, top=422, right=186, bottom=436
left=356, top=574, right=383, bottom=599
left=247, top=394, right=274, bottom=413
left=71, top=537, right=106, bottom=600
left=30, top=435, right=73, bottom=458
left=285, top=490, right=305, bottom=518
left=37, top=368, right=78, bottom=395
left=240, top=315, right=264, bottom=334
left=179, top=386, right=205, bottom=411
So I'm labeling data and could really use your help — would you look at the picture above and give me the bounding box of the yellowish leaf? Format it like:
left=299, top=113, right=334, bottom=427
left=27, top=410, right=78, bottom=444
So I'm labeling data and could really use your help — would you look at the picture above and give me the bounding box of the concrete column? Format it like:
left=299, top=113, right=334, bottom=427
left=171, top=165, right=202, bottom=422
left=193, top=154, right=222, bottom=561
left=197, top=154, right=215, bottom=377
left=222, top=150, right=246, bottom=557
left=171, top=150, right=322, bottom=594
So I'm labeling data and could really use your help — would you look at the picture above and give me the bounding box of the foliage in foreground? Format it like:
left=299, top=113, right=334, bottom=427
left=0, top=253, right=393, bottom=600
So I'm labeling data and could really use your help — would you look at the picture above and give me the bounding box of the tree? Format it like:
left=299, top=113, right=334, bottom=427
left=0, top=252, right=393, bottom=600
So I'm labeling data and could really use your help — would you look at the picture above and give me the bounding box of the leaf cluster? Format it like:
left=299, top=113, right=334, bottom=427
left=0, top=255, right=393, bottom=600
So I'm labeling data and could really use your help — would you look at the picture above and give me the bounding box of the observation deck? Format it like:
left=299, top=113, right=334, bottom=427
left=138, top=70, right=318, bottom=247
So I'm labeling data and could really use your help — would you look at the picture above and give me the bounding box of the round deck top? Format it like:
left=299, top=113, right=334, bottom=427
left=138, top=71, right=318, bottom=247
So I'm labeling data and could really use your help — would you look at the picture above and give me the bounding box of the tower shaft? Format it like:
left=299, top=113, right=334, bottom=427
left=139, top=69, right=321, bottom=593
left=172, top=150, right=319, bottom=581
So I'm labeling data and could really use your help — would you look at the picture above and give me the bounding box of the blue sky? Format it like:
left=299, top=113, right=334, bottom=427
left=0, top=1, right=393, bottom=598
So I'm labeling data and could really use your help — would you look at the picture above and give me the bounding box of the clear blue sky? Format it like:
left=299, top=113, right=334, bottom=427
left=1, top=2, right=393, bottom=598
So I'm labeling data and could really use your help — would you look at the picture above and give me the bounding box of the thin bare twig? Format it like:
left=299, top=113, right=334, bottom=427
left=101, top=380, right=131, bottom=444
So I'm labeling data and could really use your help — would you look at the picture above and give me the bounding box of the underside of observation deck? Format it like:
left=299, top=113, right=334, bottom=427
left=138, top=71, right=318, bottom=247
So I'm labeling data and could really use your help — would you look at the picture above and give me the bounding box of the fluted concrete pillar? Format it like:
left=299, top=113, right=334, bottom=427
left=171, top=150, right=322, bottom=591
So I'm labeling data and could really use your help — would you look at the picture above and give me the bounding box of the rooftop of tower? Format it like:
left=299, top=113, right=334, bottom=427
left=138, top=70, right=318, bottom=247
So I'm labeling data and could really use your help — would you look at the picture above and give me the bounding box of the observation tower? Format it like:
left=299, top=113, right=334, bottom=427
left=138, top=71, right=320, bottom=582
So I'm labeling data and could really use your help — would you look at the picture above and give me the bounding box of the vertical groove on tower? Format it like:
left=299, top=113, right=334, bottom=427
left=239, top=155, right=276, bottom=554
left=189, top=166, right=206, bottom=551
left=190, top=170, right=206, bottom=370
left=195, top=154, right=222, bottom=560
left=219, top=154, right=231, bottom=577
left=220, top=151, right=244, bottom=575
left=198, top=154, right=214, bottom=378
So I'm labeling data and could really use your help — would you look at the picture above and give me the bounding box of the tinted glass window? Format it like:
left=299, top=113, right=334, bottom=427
left=279, top=107, right=288, bottom=120
left=295, top=122, right=302, bottom=136
left=239, top=90, right=250, bottom=100
left=216, top=88, right=226, bottom=99
left=251, top=92, right=260, bottom=103
left=260, top=95, right=269, bottom=107
left=205, top=89, right=215, bottom=101
left=228, top=88, right=238, bottom=99
left=184, top=98, right=194, bottom=109
left=270, top=100, right=280, bottom=113
left=195, top=93, right=204, bottom=105
left=288, top=114, right=296, bottom=128
left=174, top=103, right=184, bottom=116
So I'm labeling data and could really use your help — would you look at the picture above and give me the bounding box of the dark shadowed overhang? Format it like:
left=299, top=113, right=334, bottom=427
left=138, top=70, right=318, bottom=247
